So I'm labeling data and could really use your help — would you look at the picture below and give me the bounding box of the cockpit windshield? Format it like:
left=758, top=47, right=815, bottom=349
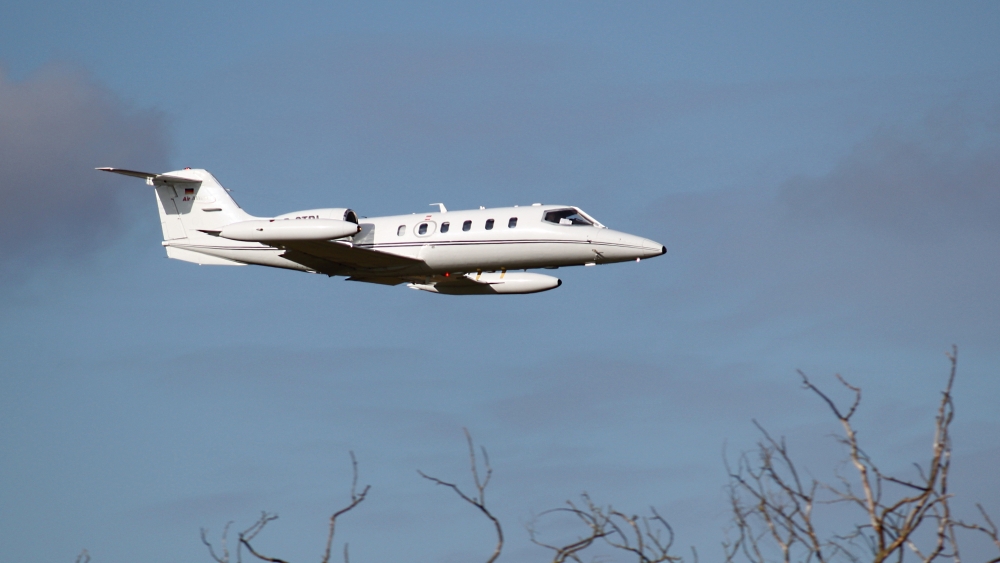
left=543, top=208, right=594, bottom=226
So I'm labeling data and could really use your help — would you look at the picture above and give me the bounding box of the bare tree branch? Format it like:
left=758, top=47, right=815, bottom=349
left=321, top=451, right=370, bottom=563
left=201, top=454, right=369, bottom=563
left=726, top=346, right=999, bottom=563
left=201, top=521, right=234, bottom=563
left=419, top=428, right=504, bottom=563
left=239, top=512, right=286, bottom=563
left=529, top=493, right=683, bottom=563
left=953, top=504, right=1000, bottom=563
left=528, top=498, right=610, bottom=563
left=186, top=346, right=996, bottom=563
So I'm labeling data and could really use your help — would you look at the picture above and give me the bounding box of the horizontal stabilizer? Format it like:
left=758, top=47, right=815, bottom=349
left=96, top=167, right=201, bottom=185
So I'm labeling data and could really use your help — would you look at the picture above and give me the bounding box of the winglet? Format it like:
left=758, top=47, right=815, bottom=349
left=430, top=203, right=447, bottom=213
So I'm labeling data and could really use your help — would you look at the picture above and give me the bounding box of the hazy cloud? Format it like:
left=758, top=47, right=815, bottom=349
left=648, top=102, right=1000, bottom=353
left=782, top=102, right=1000, bottom=239
left=0, top=64, right=170, bottom=269
left=141, top=491, right=261, bottom=525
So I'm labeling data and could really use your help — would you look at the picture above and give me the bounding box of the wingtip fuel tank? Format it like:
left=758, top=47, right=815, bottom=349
left=409, top=272, right=562, bottom=295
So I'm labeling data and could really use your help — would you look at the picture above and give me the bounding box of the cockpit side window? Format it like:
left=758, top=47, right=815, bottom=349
left=543, top=208, right=593, bottom=226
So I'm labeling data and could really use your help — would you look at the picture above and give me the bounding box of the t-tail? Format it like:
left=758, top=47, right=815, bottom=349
left=97, top=168, right=255, bottom=265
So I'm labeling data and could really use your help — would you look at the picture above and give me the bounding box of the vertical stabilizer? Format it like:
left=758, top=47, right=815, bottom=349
left=149, top=169, right=254, bottom=241
left=98, top=167, right=259, bottom=265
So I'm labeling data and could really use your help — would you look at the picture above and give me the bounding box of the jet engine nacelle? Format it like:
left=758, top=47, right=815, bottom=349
left=219, top=219, right=360, bottom=242
left=273, top=208, right=359, bottom=224
left=411, top=272, right=562, bottom=295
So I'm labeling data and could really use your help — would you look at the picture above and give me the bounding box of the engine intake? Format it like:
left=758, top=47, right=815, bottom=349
left=273, top=208, right=358, bottom=223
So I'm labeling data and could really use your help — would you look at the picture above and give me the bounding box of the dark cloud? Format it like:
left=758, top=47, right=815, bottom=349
left=0, top=64, right=170, bottom=270
left=781, top=102, right=1000, bottom=239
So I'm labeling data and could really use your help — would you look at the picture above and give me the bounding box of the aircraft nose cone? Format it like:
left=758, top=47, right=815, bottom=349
left=639, top=238, right=666, bottom=259
left=600, top=230, right=666, bottom=261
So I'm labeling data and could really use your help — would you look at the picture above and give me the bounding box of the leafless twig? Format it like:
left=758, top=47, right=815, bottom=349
left=529, top=492, right=683, bottom=563
left=321, top=452, right=370, bottom=563
left=953, top=504, right=1000, bottom=563
left=201, top=453, right=369, bottom=563
left=239, top=512, right=286, bottom=563
left=725, top=346, right=1000, bottom=563
left=201, top=521, right=235, bottom=563
left=419, top=428, right=504, bottom=563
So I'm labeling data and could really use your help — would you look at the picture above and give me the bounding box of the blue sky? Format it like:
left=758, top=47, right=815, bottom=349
left=1, top=2, right=999, bottom=562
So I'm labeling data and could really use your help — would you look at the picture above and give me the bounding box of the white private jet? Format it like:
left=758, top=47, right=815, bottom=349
left=99, top=167, right=666, bottom=294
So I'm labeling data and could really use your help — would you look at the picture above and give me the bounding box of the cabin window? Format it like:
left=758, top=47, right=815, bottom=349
left=485, top=219, right=494, bottom=230
left=463, top=220, right=472, bottom=231
left=508, top=217, right=518, bottom=228
left=418, top=223, right=428, bottom=235
left=441, top=222, right=450, bottom=233
left=397, top=225, right=406, bottom=236
left=543, top=208, right=593, bottom=226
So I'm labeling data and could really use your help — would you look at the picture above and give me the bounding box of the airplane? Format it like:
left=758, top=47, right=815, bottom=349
left=99, top=167, right=666, bottom=295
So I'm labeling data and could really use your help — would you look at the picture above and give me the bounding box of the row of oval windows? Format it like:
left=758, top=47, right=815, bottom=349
left=397, top=217, right=518, bottom=237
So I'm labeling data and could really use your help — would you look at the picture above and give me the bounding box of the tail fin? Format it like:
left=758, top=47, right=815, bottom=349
left=99, top=168, right=256, bottom=265
left=99, top=167, right=254, bottom=240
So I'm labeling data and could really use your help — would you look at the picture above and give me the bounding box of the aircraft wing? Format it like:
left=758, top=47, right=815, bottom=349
left=276, top=240, right=424, bottom=277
